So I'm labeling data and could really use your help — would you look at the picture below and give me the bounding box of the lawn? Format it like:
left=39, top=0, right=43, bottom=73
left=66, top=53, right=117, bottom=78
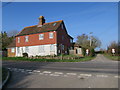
left=2, top=56, right=95, bottom=62
left=104, top=54, right=120, bottom=61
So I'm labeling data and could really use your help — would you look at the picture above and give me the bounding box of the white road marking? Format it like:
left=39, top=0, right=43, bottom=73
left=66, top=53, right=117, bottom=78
left=63, top=75, right=68, bottom=77
left=80, top=74, right=92, bottom=77
left=114, top=76, right=120, bottom=78
left=7, top=68, right=11, bottom=70
left=18, top=69, right=24, bottom=71
left=39, top=73, right=44, bottom=75
left=33, top=70, right=40, bottom=73
left=54, top=72, right=63, bottom=74
left=66, top=73, right=77, bottom=75
left=21, top=70, right=25, bottom=72
left=50, top=74, right=60, bottom=77
left=96, top=75, right=108, bottom=78
left=42, top=71, right=51, bottom=74
left=28, top=72, right=33, bottom=74
left=26, top=70, right=32, bottom=72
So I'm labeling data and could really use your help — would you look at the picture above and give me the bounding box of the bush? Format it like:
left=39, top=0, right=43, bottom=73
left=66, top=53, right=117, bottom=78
left=22, top=53, right=28, bottom=57
left=89, top=48, right=95, bottom=57
left=82, top=48, right=86, bottom=56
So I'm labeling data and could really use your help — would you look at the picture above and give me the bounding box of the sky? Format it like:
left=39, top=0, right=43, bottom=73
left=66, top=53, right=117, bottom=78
left=2, top=2, right=118, bottom=50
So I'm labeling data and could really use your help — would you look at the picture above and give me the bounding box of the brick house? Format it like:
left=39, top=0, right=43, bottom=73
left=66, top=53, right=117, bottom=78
left=7, top=16, right=73, bottom=57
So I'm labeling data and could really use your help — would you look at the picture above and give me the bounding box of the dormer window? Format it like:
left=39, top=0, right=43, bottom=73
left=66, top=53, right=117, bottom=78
left=53, top=23, right=57, bottom=26
left=49, top=32, right=54, bottom=39
left=25, top=36, right=29, bottom=42
left=39, top=34, right=44, bottom=40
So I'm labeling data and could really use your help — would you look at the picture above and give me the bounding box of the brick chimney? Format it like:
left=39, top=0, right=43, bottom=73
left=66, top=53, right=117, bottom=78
left=38, top=16, right=45, bottom=25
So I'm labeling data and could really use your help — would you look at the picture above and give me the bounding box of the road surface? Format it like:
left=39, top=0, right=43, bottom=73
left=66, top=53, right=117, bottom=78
left=2, top=54, right=119, bottom=88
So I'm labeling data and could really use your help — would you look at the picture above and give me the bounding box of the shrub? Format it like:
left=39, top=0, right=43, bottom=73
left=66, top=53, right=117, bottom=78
left=82, top=48, right=86, bottom=56
left=22, top=53, right=28, bottom=57
left=89, top=48, right=95, bottom=57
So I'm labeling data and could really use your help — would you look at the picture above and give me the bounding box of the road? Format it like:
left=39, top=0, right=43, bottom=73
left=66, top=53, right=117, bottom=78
left=2, top=54, right=119, bottom=88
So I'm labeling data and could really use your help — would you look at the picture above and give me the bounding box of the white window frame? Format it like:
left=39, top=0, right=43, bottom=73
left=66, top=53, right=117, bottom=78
left=25, top=36, right=29, bottom=42
left=50, top=44, right=55, bottom=52
left=39, top=34, right=44, bottom=40
left=49, top=32, right=54, bottom=39
left=39, top=45, right=44, bottom=53
left=25, top=47, right=29, bottom=53
left=17, top=47, right=20, bottom=54
left=11, top=48, right=15, bottom=53
left=18, top=37, right=20, bottom=43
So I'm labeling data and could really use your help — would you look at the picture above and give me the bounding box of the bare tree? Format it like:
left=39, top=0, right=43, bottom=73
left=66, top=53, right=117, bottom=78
left=76, top=34, right=101, bottom=49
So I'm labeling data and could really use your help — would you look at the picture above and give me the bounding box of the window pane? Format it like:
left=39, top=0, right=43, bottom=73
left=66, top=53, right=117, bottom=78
left=25, top=47, right=29, bottom=53
left=50, top=44, right=54, bottom=51
left=39, top=45, right=44, bottom=53
left=18, top=37, right=20, bottom=43
left=39, top=34, right=44, bottom=40
left=49, top=33, right=53, bottom=39
left=17, top=47, right=20, bottom=53
left=11, top=48, right=15, bottom=53
left=25, top=36, right=29, bottom=42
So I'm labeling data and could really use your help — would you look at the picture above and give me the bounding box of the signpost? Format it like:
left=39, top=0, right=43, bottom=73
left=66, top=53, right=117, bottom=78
left=112, top=49, right=115, bottom=56
left=86, top=49, right=89, bottom=56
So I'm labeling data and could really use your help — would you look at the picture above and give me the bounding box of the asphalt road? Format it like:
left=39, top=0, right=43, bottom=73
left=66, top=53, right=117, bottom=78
left=2, top=54, right=119, bottom=88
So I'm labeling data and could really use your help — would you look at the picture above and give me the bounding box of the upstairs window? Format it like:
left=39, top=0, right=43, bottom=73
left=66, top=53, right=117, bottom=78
left=18, top=37, right=20, bottom=43
left=25, top=36, right=29, bottom=42
left=39, top=34, right=44, bottom=40
left=49, top=33, right=54, bottom=39
left=53, top=23, right=57, bottom=26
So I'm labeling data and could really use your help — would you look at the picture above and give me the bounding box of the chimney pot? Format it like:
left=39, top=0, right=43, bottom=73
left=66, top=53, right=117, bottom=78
left=38, top=16, right=45, bottom=26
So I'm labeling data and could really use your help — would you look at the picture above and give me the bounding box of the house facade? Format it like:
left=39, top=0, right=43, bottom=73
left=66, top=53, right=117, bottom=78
left=7, top=16, right=73, bottom=57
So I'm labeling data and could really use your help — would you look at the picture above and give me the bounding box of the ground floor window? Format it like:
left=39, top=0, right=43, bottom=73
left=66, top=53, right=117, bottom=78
left=39, top=45, right=44, bottom=53
left=50, top=44, right=55, bottom=52
left=11, top=48, right=15, bottom=53
left=17, top=47, right=20, bottom=54
left=25, top=47, right=29, bottom=53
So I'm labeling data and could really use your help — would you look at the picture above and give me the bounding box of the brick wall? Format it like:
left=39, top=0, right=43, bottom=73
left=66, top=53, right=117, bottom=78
left=16, top=31, right=57, bottom=47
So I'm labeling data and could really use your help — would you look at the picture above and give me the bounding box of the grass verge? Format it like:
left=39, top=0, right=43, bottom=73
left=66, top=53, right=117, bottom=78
left=2, top=56, right=95, bottom=62
left=104, top=54, right=120, bottom=61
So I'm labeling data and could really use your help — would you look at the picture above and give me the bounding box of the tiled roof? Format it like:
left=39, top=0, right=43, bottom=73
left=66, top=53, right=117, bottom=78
left=16, top=20, right=63, bottom=36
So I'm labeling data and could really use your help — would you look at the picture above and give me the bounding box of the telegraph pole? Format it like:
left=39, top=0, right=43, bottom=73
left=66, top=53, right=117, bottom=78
left=90, top=32, right=93, bottom=47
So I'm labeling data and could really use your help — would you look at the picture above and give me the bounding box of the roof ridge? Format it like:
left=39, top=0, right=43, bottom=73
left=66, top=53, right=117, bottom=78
left=24, top=25, right=37, bottom=28
left=44, top=20, right=63, bottom=25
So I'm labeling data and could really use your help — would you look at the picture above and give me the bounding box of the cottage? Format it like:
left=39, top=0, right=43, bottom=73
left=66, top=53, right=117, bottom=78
left=7, top=16, right=73, bottom=57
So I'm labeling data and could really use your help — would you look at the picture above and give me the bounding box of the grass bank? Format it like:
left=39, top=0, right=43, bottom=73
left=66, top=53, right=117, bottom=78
left=104, top=54, right=120, bottom=61
left=2, top=56, right=95, bottom=62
